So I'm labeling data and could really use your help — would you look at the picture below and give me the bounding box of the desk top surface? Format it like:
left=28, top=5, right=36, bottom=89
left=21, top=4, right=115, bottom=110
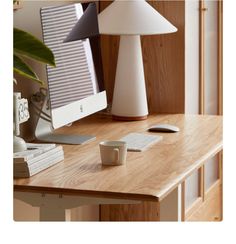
left=14, top=114, right=222, bottom=201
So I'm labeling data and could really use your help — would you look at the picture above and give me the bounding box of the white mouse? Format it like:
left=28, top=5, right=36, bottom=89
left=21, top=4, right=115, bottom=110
left=148, top=124, right=180, bottom=133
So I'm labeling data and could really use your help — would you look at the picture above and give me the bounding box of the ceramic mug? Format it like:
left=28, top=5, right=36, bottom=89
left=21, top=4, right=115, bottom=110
left=99, top=141, right=127, bottom=166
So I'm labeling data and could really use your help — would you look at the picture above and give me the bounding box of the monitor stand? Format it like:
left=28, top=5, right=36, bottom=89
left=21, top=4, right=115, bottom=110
left=35, top=99, right=96, bottom=145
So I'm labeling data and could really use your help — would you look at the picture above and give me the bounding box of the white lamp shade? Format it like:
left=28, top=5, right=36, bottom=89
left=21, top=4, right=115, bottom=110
left=98, top=0, right=177, bottom=35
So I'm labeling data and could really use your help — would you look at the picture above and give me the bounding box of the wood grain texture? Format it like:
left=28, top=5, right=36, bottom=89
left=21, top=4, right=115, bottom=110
left=14, top=114, right=222, bottom=202
left=185, top=152, right=222, bottom=221
left=181, top=181, right=185, bottom=221
left=100, top=201, right=160, bottom=221
left=70, top=205, right=99, bottom=221
left=218, top=0, right=223, bottom=115
left=112, top=115, right=148, bottom=121
left=200, top=165, right=205, bottom=201
left=99, top=1, right=185, bottom=113
left=218, top=150, right=223, bottom=220
left=186, top=180, right=222, bottom=221
left=185, top=197, right=203, bottom=220
left=199, top=0, right=206, bottom=114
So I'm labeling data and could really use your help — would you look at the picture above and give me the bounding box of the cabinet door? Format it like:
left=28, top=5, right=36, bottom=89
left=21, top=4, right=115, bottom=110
left=204, top=0, right=221, bottom=192
left=204, top=0, right=219, bottom=115
left=185, top=0, right=223, bottom=221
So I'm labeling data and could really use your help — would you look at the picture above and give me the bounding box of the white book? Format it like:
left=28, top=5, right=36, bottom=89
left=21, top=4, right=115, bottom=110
left=13, top=143, right=56, bottom=161
left=14, top=152, right=64, bottom=178
left=14, top=145, right=63, bottom=165
left=14, top=150, right=64, bottom=172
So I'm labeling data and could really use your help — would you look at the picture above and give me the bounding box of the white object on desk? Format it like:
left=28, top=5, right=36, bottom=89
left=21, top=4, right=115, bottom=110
left=13, top=92, right=30, bottom=153
left=14, top=143, right=64, bottom=178
left=120, top=133, right=162, bottom=152
left=149, top=124, right=180, bottom=133
left=99, top=141, right=127, bottom=166
left=14, top=143, right=56, bottom=161
left=36, top=4, right=107, bottom=145
left=98, top=0, right=177, bottom=120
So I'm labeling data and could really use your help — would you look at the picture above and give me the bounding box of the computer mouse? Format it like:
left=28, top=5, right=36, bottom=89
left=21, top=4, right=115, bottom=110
left=148, top=124, right=180, bottom=133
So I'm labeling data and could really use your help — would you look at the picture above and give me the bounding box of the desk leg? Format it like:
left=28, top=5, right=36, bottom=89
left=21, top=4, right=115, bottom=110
left=14, top=192, right=140, bottom=221
left=40, top=206, right=66, bottom=221
left=159, top=184, right=182, bottom=221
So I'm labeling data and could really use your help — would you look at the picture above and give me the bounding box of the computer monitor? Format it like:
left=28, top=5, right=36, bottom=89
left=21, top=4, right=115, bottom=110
left=35, top=3, right=107, bottom=144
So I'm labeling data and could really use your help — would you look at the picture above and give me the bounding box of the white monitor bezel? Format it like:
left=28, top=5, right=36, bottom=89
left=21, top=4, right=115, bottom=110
left=50, top=91, right=107, bottom=129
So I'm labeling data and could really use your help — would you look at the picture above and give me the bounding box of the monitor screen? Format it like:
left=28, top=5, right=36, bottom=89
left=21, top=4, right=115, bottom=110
left=40, top=3, right=107, bottom=129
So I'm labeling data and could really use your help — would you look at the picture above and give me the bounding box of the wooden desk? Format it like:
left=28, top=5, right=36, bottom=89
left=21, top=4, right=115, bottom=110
left=14, top=114, right=222, bottom=221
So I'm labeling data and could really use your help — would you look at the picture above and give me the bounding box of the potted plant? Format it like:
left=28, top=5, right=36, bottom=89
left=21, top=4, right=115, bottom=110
left=14, top=27, right=55, bottom=85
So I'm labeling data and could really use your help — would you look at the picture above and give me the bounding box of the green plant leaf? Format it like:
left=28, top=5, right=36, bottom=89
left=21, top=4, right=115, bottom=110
left=14, top=28, right=55, bottom=67
left=14, top=54, right=44, bottom=85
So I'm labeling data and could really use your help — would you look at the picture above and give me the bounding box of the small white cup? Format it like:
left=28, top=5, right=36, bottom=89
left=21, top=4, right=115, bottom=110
left=99, top=141, right=127, bottom=166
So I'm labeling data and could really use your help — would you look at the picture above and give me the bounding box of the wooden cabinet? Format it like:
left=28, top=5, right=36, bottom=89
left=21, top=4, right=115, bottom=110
left=101, top=202, right=160, bottom=221
left=186, top=181, right=222, bottom=221
left=184, top=0, right=223, bottom=221
left=99, top=0, right=223, bottom=221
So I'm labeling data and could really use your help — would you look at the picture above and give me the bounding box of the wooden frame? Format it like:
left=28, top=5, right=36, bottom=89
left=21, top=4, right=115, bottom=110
left=218, top=0, right=223, bottom=116
left=181, top=181, right=185, bottom=221
left=217, top=0, right=223, bottom=219
left=219, top=150, right=223, bottom=220
left=199, top=165, right=205, bottom=201
left=185, top=166, right=204, bottom=219
left=185, top=197, right=202, bottom=220
left=199, top=0, right=223, bottom=115
left=185, top=150, right=223, bottom=221
left=199, top=0, right=207, bottom=115
left=186, top=179, right=222, bottom=221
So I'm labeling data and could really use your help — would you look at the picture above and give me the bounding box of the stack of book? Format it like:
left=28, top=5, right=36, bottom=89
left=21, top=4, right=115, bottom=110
left=14, top=143, right=64, bottom=178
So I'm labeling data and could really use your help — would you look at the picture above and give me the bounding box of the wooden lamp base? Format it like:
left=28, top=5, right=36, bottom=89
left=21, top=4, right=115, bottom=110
left=112, top=115, right=148, bottom=121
